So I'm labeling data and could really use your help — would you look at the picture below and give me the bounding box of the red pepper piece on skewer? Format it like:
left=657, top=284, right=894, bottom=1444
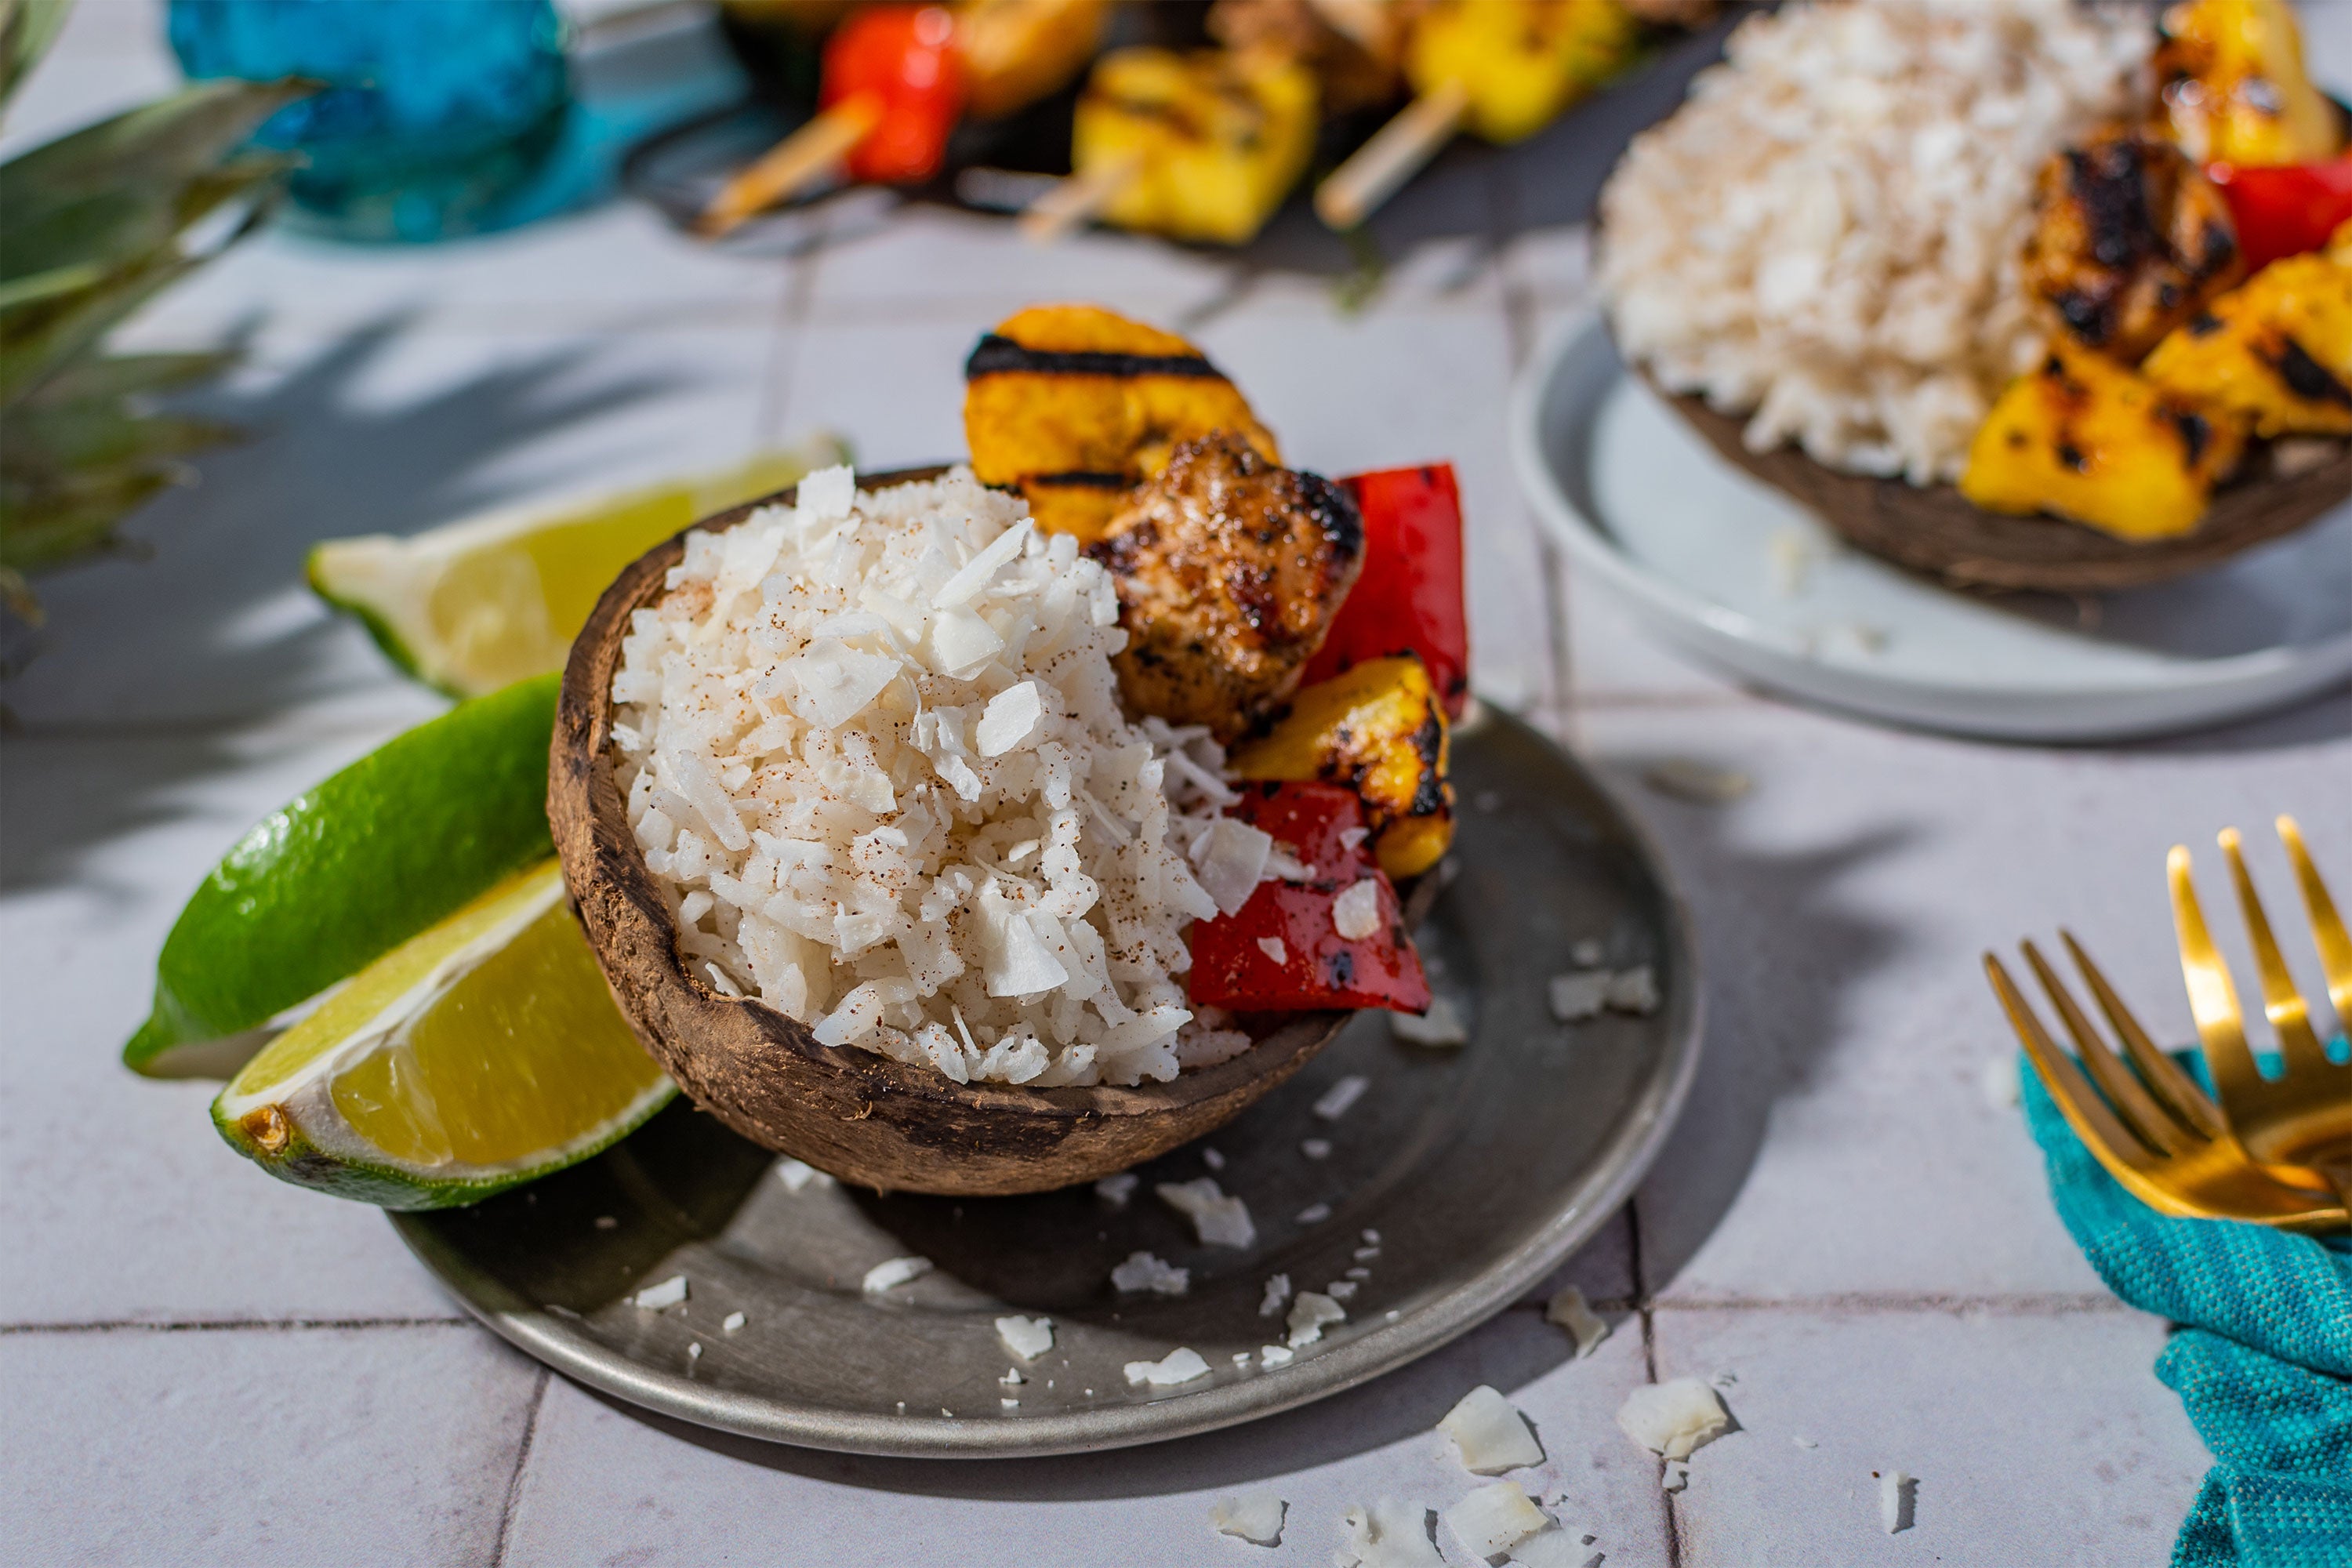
left=1188, top=782, right=1431, bottom=1014
left=1301, top=462, right=1470, bottom=720
left=822, top=4, right=968, bottom=186
left=2207, top=152, right=2352, bottom=273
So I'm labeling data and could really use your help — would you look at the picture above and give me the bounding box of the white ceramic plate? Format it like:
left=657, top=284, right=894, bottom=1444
left=1511, top=316, right=2352, bottom=741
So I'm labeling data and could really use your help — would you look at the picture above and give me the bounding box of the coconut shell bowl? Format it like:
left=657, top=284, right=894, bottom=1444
left=550, top=467, right=1373, bottom=1198
left=1650, top=379, right=2350, bottom=596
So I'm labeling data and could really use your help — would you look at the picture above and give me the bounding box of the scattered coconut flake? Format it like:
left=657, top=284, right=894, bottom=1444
left=1301, top=1138, right=1332, bottom=1160
left=1642, top=758, right=1752, bottom=804
left=1259, top=1344, right=1294, bottom=1367
left=1095, top=1171, right=1140, bottom=1207
left=1661, top=1461, right=1689, bottom=1494
left=1354, top=1247, right=1381, bottom=1261
left=721, top=1311, right=746, bottom=1333
left=1286, top=1290, right=1347, bottom=1348
left=862, top=1256, right=933, bottom=1294
left=1505, top=1526, right=1586, bottom=1568
left=1390, top=996, right=1468, bottom=1047
left=1297, top=1203, right=1332, bottom=1225
left=1440, top=1385, right=1544, bottom=1474
left=1792, top=1436, right=1817, bottom=1450
left=633, top=1275, right=688, bottom=1310
left=1202, top=1146, right=1225, bottom=1171
left=1605, top=967, right=1658, bottom=1015
left=1336, top=1499, right=1443, bottom=1568
left=1111, top=1250, right=1190, bottom=1296
left=1327, top=1279, right=1359, bottom=1301
left=1362, top=1228, right=1380, bottom=1244
left=1260, top=1273, right=1294, bottom=1316
left=1569, top=938, right=1605, bottom=967
left=1234, top=1351, right=1252, bottom=1365
left=996, top=1314, right=1055, bottom=1360
left=1314, top=1075, right=1370, bottom=1121
left=1544, top=1287, right=1610, bottom=1358
left=1333, top=879, right=1383, bottom=940
left=1124, top=1347, right=1211, bottom=1387
left=1193, top=816, right=1276, bottom=917
left=1000, top=1367, right=1025, bottom=1386
left=775, top=1156, right=833, bottom=1192
left=1339, top=826, right=1370, bottom=851
left=593, top=1215, right=618, bottom=1230
left=1257, top=935, right=1290, bottom=966
left=1000, top=1397, right=1020, bottom=1410
left=1210, top=1493, right=1287, bottom=1547
left=686, top=1341, right=703, bottom=1362
left=1981, top=1054, right=2021, bottom=1108
left=1615, top=1378, right=1730, bottom=1461
left=1877, top=1470, right=1915, bottom=1534
left=1443, top=1480, right=1550, bottom=1559
left=973, top=678, right=1046, bottom=757
left=1548, top=972, right=1610, bottom=1022
left=1157, top=1178, right=1258, bottom=1248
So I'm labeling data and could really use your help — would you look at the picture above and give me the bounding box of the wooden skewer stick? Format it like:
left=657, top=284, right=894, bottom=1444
left=695, top=93, right=884, bottom=239
left=1313, top=78, right=1469, bottom=231
left=1018, top=150, right=1145, bottom=245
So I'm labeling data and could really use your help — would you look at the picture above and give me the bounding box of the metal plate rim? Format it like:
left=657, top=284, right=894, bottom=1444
left=390, top=706, right=1704, bottom=1458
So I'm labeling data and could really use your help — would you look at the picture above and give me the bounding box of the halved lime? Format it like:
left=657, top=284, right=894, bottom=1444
left=212, top=860, right=672, bottom=1209
left=125, top=673, right=560, bottom=1077
left=310, top=436, right=848, bottom=696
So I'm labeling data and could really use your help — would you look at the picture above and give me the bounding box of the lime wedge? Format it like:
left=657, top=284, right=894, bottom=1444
left=310, top=437, right=848, bottom=696
left=213, top=860, right=672, bottom=1208
left=125, top=673, right=559, bottom=1078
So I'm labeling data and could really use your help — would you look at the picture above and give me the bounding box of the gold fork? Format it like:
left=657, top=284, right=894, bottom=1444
left=1984, top=935, right=2348, bottom=1233
left=2169, top=815, right=2352, bottom=1210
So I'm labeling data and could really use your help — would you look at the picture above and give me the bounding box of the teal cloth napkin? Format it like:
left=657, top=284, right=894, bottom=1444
left=2021, top=1060, right=2352, bottom=1568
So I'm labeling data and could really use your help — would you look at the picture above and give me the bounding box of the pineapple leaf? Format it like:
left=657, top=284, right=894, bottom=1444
left=0, top=0, right=74, bottom=111
left=0, top=77, right=312, bottom=224
left=0, top=456, right=183, bottom=574
left=24, top=348, right=236, bottom=405
left=0, top=257, right=103, bottom=309
left=2, top=398, right=240, bottom=474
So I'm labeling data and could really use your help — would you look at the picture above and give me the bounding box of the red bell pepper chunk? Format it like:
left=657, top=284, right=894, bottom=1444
left=2207, top=152, right=2352, bottom=273
left=821, top=5, right=967, bottom=186
left=1188, top=782, right=1432, bottom=1014
left=1302, top=463, right=1471, bottom=719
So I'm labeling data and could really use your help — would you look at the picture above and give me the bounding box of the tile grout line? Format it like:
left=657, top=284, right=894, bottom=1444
left=489, top=1368, right=552, bottom=1568
left=0, top=1316, right=472, bottom=1334
left=1627, top=1197, right=1686, bottom=1567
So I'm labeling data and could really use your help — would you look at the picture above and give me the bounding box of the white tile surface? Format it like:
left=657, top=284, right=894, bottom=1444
left=0, top=731, right=464, bottom=1325
left=0, top=1325, right=539, bottom=1567
left=1654, top=1305, right=2209, bottom=1567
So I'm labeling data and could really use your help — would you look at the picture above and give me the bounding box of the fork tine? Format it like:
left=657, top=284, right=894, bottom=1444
left=2062, top=928, right=2227, bottom=1142
left=2220, top=828, right=2334, bottom=1077
left=1984, top=952, right=2161, bottom=1174
left=2023, top=939, right=2204, bottom=1157
left=2278, top=815, right=2352, bottom=1029
left=2169, top=844, right=2267, bottom=1108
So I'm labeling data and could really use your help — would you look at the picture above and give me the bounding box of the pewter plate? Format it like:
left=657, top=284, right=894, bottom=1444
left=392, top=706, right=1700, bottom=1458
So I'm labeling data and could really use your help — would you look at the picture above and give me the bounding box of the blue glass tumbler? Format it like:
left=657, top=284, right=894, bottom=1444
left=167, top=0, right=571, bottom=243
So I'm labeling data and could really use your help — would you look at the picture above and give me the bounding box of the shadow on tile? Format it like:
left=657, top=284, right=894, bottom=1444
left=2103, top=688, right=2352, bottom=756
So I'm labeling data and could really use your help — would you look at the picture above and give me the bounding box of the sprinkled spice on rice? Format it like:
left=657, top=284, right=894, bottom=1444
left=610, top=465, right=1268, bottom=1087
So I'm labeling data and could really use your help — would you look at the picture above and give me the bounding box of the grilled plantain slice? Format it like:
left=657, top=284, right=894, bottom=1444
left=2021, top=125, right=2245, bottom=363
left=1227, top=655, right=1453, bottom=880
left=2144, top=252, right=2352, bottom=438
left=963, top=304, right=1281, bottom=540
left=1961, top=343, right=2248, bottom=539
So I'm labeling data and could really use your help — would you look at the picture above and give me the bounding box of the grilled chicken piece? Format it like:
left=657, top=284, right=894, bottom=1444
left=964, top=304, right=1280, bottom=542
left=1961, top=343, right=2248, bottom=540
left=1087, top=432, right=1363, bottom=741
left=2023, top=125, right=2245, bottom=364
left=1207, top=0, right=1417, bottom=115
left=2145, top=251, right=2352, bottom=438
left=2154, top=0, right=2341, bottom=169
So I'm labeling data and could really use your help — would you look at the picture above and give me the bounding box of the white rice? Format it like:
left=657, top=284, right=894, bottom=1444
left=612, top=464, right=1273, bottom=1087
left=1599, top=0, right=2151, bottom=485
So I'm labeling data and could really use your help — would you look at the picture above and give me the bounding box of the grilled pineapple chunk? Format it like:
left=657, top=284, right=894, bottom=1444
left=2143, top=252, right=2352, bottom=438
left=955, top=0, right=1109, bottom=121
left=1228, top=655, right=1454, bottom=880
left=962, top=304, right=1281, bottom=540
left=2154, top=0, right=2341, bottom=168
left=1073, top=46, right=1319, bottom=245
left=1406, top=0, right=1638, bottom=145
left=1962, top=345, right=2247, bottom=539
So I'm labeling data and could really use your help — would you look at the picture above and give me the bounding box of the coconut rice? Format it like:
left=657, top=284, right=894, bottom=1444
left=1599, top=0, right=2151, bottom=485
left=610, top=464, right=1268, bottom=1087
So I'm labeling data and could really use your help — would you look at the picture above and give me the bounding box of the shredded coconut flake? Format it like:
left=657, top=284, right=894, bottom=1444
left=1124, top=1347, right=1210, bottom=1387
left=1441, top=1385, right=1544, bottom=1474
left=1617, top=1378, right=1730, bottom=1460
left=1095, top=1171, right=1138, bottom=1207
left=1333, top=878, right=1383, bottom=940
left=1257, top=935, right=1289, bottom=965
left=1390, top=996, right=1468, bottom=1047
left=996, top=1314, right=1054, bottom=1361
left=1443, top=1481, right=1551, bottom=1559
left=1260, top=1273, right=1294, bottom=1316
left=1210, top=1493, right=1287, bottom=1547
left=1111, top=1250, right=1190, bottom=1296
left=1313, top=1074, right=1370, bottom=1121
left=1545, top=1286, right=1610, bottom=1358
left=1336, top=1499, right=1443, bottom=1568
left=775, top=1156, right=832, bottom=1192
left=1157, top=1178, right=1257, bottom=1248
left=721, top=1310, right=746, bottom=1332
left=862, top=1256, right=932, bottom=1294
left=1286, top=1290, right=1347, bottom=1348
left=1878, top=1469, right=1916, bottom=1534
left=632, top=1275, right=688, bottom=1310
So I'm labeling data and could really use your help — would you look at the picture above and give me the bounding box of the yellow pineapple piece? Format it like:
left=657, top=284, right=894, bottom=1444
left=954, top=0, right=1109, bottom=121
left=2144, top=252, right=2352, bottom=438
left=1073, top=47, right=1319, bottom=245
left=1227, top=656, right=1454, bottom=880
left=1405, top=0, right=1639, bottom=144
left=1961, top=344, right=2248, bottom=539
left=2154, top=0, right=2341, bottom=167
